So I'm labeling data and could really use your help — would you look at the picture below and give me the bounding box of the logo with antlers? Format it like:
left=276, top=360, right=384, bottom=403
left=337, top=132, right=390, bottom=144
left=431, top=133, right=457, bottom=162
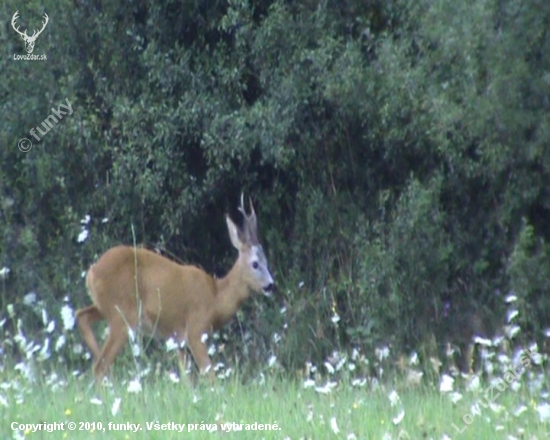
left=11, top=11, right=49, bottom=54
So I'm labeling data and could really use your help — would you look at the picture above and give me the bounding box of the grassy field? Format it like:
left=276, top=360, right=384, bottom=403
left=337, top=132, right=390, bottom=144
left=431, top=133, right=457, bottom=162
left=1, top=295, right=548, bottom=439
left=1, top=366, right=548, bottom=440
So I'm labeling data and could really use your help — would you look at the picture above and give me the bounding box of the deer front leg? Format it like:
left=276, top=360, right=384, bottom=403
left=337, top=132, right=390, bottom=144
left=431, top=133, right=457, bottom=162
left=187, top=328, right=215, bottom=382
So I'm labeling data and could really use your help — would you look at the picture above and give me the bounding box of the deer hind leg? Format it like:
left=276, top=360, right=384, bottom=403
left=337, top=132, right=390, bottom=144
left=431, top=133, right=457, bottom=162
left=75, top=305, right=104, bottom=360
left=93, top=316, right=129, bottom=381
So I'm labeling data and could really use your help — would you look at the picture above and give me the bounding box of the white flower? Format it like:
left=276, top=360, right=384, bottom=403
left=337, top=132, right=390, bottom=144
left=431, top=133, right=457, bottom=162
left=111, top=397, right=121, bottom=416
left=330, top=417, right=340, bottom=434
left=268, top=355, right=277, bottom=368
left=303, top=379, right=315, bottom=389
left=513, top=405, right=528, bottom=417
left=536, top=402, right=550, bottom=423
left=466, top=375, right=481, bottom=392
left=474, top=336, right=492, bottom=346
left=324, top=362, right=335, bottom=375
left=375, top=346, right=390, bottom=361
left=38, top=338, right=51, bottom=361
left=131, top=342, right=140, bottom=357
left=0, top=267, right=10, bottom=280
left=507, top=309, right=519, bottom=323
left=439, top=374, right=454, bottom=393
left=388, top=390, right=401, bottom=407
left=449, top=391, right=463, bottom=404
left=315, top=381, right=337, bottom=394
left=55, top=335, right=66, bottom=352
left=505, top=293, right=518, bottom=303
left=46, top=320, right=55, bottom=333
left=127, top=379, right=142, bottom=393
left=392, top=409, right=405, bottom=425
left=351, top=377, right=367, bottom=387
left=77, top=229, right=89, bottom=243
left=23, top=292, right=36, bottom=305
left=505, top=325, right=521, bottom=339
left=61, top=304, right=75, bottom=330
left=90, top=397, right=103, bottom=405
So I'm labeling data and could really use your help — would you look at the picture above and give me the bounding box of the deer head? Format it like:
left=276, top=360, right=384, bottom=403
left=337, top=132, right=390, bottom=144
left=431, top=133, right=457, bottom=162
left=11, top=11, right=49, bottom=54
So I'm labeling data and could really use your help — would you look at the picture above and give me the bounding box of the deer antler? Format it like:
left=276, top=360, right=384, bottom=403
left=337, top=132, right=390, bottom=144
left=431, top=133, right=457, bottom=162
left=238, top=193, right=259, bottom=245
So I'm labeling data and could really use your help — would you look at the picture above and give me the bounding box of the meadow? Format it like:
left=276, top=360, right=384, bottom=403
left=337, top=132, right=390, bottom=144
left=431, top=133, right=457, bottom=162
left=0, top=291, right=549, bottom=439
left=1, top=362, right=549, bottom=440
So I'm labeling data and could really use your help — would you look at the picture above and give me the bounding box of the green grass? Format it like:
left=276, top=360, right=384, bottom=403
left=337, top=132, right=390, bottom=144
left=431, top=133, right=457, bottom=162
left=1, top=368, right=548, bottom=439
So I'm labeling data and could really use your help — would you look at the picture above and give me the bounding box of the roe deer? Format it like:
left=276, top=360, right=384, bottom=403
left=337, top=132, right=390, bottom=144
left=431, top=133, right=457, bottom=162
left=75, top=195, right=274, bottom=381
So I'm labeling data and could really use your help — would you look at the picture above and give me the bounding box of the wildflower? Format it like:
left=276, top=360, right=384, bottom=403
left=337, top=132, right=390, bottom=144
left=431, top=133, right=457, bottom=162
left=23, top=292, right=36, bottom=305
left=505, top=293, right=518, bottom=303
left=330, top=417, right=339, bottom=434
left=439, top=374, right=454, bottom=393
left=324, top=362, right=335, bottom=375
left=388, top=390, right=401, bottom=407
left=55, top=335, right=66, bottom=352
left=127, top=379, right=142, bottom=393
left=504, top=325, right=521, bottom=339
left=168, top=371, right=180, bottom=383
left=513, top=405, right=528, bottom=417
left=449, top=392, right=463, bottom=404
left=536, top=402, right=550, bottom=423
left=392, top=409, right=405, bottom=425
left=375, top=346, right=390, bottom=361
left=473, top=336, right=492, bottom=346
left=315, top=381, right=337, bottom=394
left=507, top=309, right=519, bottom=323
left=165, top=338, right=178, bottom=351
left=111, top=397, right=121, bottom=416
left=466, top=375, right=481, bottom=393
left=0, top=267, right=10, bottom=280
left=77, top=229, right=89, bottom=243
left=61, top=304, right=75, bottom=330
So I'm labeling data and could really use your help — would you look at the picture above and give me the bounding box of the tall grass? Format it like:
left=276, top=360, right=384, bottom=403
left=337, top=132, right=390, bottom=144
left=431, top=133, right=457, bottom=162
left=0, top=266, right=549, bottom=438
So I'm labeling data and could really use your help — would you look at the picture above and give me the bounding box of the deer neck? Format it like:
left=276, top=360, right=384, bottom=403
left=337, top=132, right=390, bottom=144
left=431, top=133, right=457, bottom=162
left=213, top=261, right=250, bottom=327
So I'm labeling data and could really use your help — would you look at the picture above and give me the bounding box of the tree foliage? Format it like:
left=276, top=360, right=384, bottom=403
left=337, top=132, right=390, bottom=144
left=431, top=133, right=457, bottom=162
left=1, top=0, right=550, bottom=370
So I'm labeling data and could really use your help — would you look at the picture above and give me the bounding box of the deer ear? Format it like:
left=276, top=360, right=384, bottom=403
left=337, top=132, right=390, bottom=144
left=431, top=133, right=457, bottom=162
left=226, top=215, right=243, bottom=250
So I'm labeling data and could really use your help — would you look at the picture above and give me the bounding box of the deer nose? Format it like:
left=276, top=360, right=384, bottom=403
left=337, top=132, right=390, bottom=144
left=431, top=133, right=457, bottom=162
left=263, top=283, right=275, bottom=296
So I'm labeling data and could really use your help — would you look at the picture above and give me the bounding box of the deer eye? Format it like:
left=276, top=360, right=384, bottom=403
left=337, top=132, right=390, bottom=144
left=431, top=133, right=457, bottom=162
left=252, top=261, right=259, bottom=270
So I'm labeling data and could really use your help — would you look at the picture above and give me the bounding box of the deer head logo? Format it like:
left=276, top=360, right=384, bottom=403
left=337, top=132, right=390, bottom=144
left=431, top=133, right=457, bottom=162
left=11, top=11, right=49, bottom=54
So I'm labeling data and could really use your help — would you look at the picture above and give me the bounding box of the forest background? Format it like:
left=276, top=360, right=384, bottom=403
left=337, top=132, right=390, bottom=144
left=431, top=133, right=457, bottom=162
left=1, top=0, right=550, bottom=374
